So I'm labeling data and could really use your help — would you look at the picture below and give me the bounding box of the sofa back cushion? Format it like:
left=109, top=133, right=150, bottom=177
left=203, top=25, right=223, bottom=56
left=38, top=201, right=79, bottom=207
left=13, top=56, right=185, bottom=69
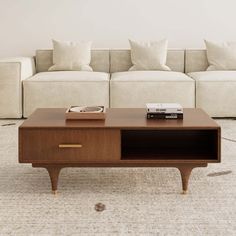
left=110, top=49, right=185, bottom=73
left=36, top=49, right=110, bottom=73
left=36, top=49, right=187, bottom=73
left=185, top=50, right=209, bottom=73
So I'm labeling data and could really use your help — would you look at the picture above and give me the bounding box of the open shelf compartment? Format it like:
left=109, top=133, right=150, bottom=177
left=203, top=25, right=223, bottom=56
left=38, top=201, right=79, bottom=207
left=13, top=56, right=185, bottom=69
left=121, top=129, right=219, bottom=160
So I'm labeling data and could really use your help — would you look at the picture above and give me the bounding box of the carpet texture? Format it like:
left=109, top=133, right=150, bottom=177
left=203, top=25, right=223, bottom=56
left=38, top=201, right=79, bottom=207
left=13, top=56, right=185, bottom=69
left=0, top=119, right=236, bottom=235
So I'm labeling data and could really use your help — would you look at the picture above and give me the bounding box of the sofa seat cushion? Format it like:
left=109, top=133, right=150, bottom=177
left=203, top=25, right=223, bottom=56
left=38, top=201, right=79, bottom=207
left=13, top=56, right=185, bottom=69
left=23, top=71, right=110, bottom=117
left=188, top=71, right=236, bottom=81
left=110, top=71, right=195, bottom=108
left=111, top=71, right=193, bottom=82
left=188, top=71, right=236, bottom=117
left=26, top=71, right=109, bottom=82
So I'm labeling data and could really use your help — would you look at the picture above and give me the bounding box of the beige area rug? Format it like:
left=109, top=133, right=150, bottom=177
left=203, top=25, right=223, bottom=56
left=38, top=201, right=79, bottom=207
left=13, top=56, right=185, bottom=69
left=0, top=119, right=236, bottom=236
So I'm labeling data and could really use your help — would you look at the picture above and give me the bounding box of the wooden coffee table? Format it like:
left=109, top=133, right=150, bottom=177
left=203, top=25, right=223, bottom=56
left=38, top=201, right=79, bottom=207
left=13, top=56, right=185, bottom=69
left=19, top=108, right=221, bottom=194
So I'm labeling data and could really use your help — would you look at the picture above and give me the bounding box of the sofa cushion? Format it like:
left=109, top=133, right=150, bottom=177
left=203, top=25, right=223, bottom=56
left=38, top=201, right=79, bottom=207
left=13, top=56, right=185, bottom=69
left=48, top=40, right=93, bottom=71
left=188, top=71, right=236, bottom=117
left=205, top=40, right=236, bottom=71
left=111, top=71, right=193, bottom=82
left=110, top=71, right=195, bottom=108
left=36, top=49, right=110, bottom=73
left=188, top=71, right=236, bottom=82
left=129, top=39, right=170, bottom=71
left=23, top=71, right=110, bottom=117
left=26, top=71, right=109, bottom=82
left=110, top=49, right=185, bottom=73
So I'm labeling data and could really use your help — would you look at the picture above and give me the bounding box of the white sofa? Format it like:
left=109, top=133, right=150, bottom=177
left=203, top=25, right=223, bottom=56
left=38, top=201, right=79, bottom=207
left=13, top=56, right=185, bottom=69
left=0, top=48, right=235, bottom=118
left=186, top=50, right=236, bottom=117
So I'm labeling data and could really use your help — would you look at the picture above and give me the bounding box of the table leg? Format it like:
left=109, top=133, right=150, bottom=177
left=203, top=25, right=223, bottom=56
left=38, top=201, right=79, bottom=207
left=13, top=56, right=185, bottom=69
left=177, top=165, right=194, bottom=194
left=45, top=166, right=62, bottom=194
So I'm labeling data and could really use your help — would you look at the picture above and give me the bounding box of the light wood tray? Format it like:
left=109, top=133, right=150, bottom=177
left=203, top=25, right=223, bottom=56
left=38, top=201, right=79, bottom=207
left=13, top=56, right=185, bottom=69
left=65, top=106, right=106, bottom=120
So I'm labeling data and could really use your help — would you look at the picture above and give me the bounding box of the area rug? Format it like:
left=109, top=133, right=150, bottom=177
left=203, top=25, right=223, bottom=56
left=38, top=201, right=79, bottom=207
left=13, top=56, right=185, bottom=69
left=0, top=119, right=235, bottom=235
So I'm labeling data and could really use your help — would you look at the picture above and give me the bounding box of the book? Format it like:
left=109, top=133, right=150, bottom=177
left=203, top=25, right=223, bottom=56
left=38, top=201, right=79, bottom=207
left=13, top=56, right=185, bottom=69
left=146, top=103, right=183, bottom=114
left=147, top=113, right=183, bottom=119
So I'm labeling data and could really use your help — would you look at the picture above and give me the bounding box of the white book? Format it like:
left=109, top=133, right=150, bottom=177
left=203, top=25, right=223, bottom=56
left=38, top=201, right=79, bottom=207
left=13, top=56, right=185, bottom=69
left=146, top=103, right=183, bottom=114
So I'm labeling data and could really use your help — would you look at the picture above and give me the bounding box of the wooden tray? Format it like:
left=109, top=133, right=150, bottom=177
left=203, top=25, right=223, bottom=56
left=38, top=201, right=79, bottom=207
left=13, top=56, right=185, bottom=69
left=65, top=106, right=106, bottom=120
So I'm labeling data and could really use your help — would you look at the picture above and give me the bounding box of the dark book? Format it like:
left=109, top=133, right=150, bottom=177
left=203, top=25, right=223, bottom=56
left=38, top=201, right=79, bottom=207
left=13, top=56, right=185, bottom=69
left=147, top=113, right=183, bottom=119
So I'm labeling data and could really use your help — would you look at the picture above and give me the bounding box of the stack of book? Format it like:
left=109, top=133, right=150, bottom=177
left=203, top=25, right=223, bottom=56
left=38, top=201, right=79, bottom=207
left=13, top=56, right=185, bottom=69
left=146, top=103, right=183, bottom=119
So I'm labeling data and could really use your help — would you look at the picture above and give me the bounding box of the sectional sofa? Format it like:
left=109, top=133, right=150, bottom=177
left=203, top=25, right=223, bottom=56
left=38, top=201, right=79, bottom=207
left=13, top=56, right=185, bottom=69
left=0, top=49, right=235, bottom=118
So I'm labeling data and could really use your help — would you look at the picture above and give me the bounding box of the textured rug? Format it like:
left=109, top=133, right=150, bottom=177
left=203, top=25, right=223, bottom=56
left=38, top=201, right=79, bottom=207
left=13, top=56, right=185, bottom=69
left=0, top=119, right=236, bottom=236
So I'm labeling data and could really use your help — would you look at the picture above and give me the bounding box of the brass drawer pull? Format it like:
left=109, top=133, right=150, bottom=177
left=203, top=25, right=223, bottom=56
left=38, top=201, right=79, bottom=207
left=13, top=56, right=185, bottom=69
left=59, top=144, right=82, bottom=148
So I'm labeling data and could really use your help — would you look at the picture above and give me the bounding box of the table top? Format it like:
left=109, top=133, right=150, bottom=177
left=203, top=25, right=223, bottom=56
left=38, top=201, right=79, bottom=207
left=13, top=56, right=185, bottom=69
left=20, top=108, right=220, bottom=130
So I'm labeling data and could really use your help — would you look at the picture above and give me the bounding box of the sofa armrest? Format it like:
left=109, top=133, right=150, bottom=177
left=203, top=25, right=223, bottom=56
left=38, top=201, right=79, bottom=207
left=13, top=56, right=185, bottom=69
left=0, top=57, right=35, bottom=118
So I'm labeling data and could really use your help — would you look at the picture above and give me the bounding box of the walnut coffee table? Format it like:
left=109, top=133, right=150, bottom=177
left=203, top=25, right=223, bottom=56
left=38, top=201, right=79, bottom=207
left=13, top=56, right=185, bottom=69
left=19, top=108, right=221, bottom=194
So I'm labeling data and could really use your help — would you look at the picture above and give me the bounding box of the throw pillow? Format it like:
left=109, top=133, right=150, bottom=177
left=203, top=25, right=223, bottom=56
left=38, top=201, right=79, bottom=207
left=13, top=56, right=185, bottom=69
left=129, top=39, right=170, bottom=71
left=49, top=39, right=93, bottom=71
left=205, top=40, right=236, bottom=70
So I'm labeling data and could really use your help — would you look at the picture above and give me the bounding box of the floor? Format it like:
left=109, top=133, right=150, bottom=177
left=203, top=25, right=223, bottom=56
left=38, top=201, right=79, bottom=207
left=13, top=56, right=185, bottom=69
left=0, top=119, right=235, bottom=235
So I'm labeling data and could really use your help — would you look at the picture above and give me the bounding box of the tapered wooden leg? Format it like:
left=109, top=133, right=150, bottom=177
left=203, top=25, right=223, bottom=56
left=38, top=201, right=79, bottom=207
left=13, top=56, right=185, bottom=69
left=177, top=166, right=194, bottom=194
left=45, top=166, right=62, bottom=194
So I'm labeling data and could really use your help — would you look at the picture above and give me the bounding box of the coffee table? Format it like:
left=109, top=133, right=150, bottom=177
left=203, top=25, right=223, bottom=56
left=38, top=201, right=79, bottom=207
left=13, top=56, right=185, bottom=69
left=19, top=108, right=221, bottom=194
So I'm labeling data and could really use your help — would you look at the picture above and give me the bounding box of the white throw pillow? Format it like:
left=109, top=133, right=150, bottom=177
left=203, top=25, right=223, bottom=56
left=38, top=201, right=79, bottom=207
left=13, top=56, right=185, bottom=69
left=205, top=40, right=236, bottom=70
left=129, top=39, right=170, bottom=71
left=49, top=39, right=93, bottom=71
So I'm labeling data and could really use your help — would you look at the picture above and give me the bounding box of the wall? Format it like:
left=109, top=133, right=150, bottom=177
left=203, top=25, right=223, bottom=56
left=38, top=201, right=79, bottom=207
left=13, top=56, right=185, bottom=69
left=0, top=0, right=236, bottom=57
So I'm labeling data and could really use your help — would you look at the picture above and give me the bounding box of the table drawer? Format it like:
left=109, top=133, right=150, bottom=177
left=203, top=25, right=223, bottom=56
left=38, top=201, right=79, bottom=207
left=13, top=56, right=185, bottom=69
left=19, top=129, right=120, bottom=163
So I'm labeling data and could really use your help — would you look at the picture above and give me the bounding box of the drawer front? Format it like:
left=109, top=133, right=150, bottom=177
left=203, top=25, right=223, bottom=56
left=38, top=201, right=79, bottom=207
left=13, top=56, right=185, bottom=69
left=19, top=129, right=120, bottom=163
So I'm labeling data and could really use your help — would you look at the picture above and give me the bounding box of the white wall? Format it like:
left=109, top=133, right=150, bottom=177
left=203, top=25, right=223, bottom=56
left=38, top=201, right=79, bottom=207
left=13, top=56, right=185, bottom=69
left=0, top=0, right=236, bottom=57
